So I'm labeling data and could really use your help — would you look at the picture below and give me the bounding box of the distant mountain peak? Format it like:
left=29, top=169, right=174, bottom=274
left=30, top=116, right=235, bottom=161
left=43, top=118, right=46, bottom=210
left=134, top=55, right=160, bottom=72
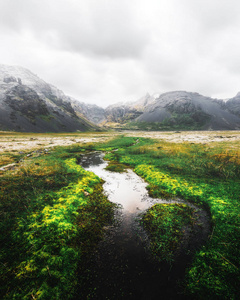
left=235, top=91, right=240, bottom=97
left=1, top=64, right=240, bottom=131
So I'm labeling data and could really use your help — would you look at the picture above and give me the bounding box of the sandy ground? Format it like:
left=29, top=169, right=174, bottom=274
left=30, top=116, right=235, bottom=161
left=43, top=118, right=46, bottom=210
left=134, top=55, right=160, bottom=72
left=0, top=132, right=117, bottom=153
left=125, top=130, right=240, bottom=144
left=0, top=130, right=240, bottom=153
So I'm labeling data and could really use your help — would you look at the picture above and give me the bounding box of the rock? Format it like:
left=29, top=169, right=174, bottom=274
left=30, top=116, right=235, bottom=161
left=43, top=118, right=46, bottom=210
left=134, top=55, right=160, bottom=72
left=226, top=92, right=240, bottom=117
left=0, top=64, right=99, bottom=132
left=3, top=76, right=17, bottom=83
left=0, top=163, right=17, bottom=171
left=1, top=64, right=240, bottom=131
left=133, top=91, right=240, bottom=130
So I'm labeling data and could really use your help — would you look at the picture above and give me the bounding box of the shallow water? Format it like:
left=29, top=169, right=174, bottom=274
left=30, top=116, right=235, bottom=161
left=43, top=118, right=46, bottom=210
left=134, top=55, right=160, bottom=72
left=78, top=152, right=210, bottom=299
left=81, top=152, right=166, bottom=213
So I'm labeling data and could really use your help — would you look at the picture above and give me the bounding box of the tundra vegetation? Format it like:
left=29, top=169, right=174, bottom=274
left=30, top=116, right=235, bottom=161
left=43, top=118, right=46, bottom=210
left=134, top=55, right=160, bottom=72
left=0, top=132, right=239, bottom=299
left=92, top=136, right=240, bottom=299
left=0, top=143, right=115, bottom=299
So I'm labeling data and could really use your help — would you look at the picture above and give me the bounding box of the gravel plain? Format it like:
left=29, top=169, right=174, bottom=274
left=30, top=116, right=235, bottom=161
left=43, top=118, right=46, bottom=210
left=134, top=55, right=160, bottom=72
left=0, top=130, right=240, bottom=153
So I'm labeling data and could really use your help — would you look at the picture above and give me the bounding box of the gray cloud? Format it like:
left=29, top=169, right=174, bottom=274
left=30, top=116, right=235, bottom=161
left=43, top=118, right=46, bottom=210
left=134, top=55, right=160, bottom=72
left=0, top=0, right=149, bottom=58
left=1, top=0, right=240, bottom=106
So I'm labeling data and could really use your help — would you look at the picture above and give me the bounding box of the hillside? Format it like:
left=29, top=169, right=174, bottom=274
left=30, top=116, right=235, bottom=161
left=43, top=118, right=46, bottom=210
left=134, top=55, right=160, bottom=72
left=0, top=64, right=99, bottom=132
left=1, top=64, right=240, bottom=132
left=104, top=91, right=240, bottom=130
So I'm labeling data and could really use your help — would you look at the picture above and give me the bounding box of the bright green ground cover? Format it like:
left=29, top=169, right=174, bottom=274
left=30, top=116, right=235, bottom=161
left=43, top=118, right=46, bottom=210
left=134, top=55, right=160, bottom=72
left=141, top=203, right=197, bottom=263
left=1, top=135, right=239, bottom=299
left=104, top=161, right=126, bottom=173
left=96, top=136, right=240, bottom=300
left=0, top=146, right=114, bottom=299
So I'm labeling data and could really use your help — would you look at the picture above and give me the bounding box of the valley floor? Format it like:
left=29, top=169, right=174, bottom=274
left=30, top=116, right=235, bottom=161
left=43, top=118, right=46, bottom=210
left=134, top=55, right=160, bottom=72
left=0, top=130, right=240, bottom=299
left=0, top=130, right=240, bottom=154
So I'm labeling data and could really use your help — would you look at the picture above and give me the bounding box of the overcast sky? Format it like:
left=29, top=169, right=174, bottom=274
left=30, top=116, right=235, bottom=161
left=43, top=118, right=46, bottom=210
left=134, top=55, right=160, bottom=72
left=1, top=0, right=240, bottom=107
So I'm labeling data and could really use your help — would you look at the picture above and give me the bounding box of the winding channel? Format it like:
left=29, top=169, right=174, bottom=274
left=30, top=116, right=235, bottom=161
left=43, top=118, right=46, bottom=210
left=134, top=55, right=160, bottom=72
left=78, top=152, right=210, bottom=300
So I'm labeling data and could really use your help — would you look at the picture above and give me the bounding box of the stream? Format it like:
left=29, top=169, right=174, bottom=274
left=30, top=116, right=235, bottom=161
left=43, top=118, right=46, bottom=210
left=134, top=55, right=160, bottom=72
left=77, top=152, right=210, bottom=299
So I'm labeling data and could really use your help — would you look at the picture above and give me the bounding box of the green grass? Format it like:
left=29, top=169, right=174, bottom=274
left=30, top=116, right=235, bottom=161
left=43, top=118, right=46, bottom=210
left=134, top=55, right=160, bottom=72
left=105, top=161, right=126, bottom=173
left=0, top=152, right=24, bottom=168
left=95, top=136, right=240, bottom=300
left=1, top=134, right=240, bottom=299
left=96, top=135, right=137, bottom=150
left=141, top=203, right=197, bottom=263
left=0, top=146, right=114, bottom=299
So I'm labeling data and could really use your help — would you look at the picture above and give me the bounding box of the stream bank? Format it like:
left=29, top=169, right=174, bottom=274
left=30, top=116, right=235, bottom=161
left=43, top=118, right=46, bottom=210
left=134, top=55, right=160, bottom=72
left=77, top=152, right=210, bottom=299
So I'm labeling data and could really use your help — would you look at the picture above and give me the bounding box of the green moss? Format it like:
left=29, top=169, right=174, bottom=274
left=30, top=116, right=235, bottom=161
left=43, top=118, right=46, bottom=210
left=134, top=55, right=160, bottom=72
left=1, top=135, right=240, bottom=299
left=0, top=148, right=114, bottom=300
left=105, top=161, right=126, bottom=173
left=97, top=136, right=240, bottom=299
left=142, top=203, right=196, bottom=262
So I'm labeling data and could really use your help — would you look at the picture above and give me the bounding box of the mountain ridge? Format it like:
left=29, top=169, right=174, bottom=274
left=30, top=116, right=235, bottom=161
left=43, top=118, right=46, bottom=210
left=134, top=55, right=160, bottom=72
left=1, top=64, right=240, bottom=132
left=0, top=64, right=100, bottom=132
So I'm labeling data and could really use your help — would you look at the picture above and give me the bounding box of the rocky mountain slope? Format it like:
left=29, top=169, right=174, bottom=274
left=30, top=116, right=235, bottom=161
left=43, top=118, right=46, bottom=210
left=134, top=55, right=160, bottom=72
left=103, top=91, right=240, bottom=130
left=0, top=64, right=99, bottom=132
left=226, top=92, right=240, bottom=117
left=1, top=64, right=240, bottom=132
left=103, top=93, right=157, bottom=124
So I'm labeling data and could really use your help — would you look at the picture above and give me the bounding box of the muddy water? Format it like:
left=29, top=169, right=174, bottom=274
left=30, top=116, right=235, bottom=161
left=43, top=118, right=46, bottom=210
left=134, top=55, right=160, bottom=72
left=78, top=152, right=210, bottom=300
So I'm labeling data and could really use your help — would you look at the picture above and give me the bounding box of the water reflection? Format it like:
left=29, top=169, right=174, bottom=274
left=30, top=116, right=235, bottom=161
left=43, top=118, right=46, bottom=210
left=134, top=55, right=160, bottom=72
left=78, top=152, right=209, bottom=300
left=82, top=152, right=163, bottom=213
